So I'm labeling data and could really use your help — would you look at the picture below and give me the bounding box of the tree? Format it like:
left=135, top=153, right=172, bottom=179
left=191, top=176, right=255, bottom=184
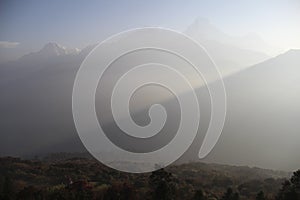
left=290, top=170, right=300, bottom=189
left=221, top=188, right=240, bottom=200
left=221, top=188, right=233, bottom=200
left=232, top=192, right=239, bottom=200
left=103, top=181, right=136, bottom=200
left=149, top=168, right=176, bottom=200
left=276, top=170, right=300, bottom=200
left=193, top=188, right=206, bottom=200
left=17, top=186, right=44, bottom=200
left=2, top=176, right=14, bottom=200
left=256, top=191, right=266, bottom=200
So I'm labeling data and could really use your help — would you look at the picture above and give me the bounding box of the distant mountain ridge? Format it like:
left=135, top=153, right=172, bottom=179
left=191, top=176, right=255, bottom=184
left=19, top=42, right=80, bottom=61
left=185, top=18, right=278, bottom=56
left=194, top=48, right=300, bottom=171
left=184, top=18, right=272, bottom=76
left=0, top=40, right=299, bottom=171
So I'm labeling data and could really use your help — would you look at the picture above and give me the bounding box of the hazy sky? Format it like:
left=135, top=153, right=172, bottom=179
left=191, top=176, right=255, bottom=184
left=0, top=0, right=300, bottom=61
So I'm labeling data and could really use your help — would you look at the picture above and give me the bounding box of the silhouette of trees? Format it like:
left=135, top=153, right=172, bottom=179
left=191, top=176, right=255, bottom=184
left=1, top=156, right=300, bottom=200
left=1, top=176, right=14, bottom=200
left=103, top=182, right=136, bottom=200
left=17, top=186, right=44, bottom=200
left=149, top=168, right=176, bottom=200
left=276, top=170, right=300, bottom=200
left=221, top=188, right=240, bottom=200
left=192, top=188, right=206, bottom=200
left=256, top=191, right=266, bottom=200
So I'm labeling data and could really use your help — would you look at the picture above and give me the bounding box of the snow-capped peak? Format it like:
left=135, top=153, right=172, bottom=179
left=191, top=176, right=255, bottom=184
left=39, top=42, right=81, bottom=56
left=40, top=42, right=67, bottom=56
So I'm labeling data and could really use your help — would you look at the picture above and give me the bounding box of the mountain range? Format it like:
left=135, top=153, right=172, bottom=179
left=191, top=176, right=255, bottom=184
left=0, top=35, right=299, bottom=171
left=185, top=18, right=275, bottom=76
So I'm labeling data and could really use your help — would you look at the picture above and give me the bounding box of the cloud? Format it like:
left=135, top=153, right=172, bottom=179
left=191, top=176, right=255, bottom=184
left=0, top=41, right=20, bottom=48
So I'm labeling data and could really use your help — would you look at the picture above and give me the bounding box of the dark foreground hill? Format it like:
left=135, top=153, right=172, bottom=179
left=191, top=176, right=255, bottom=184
left=0, top=155, right=297, bottom=200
